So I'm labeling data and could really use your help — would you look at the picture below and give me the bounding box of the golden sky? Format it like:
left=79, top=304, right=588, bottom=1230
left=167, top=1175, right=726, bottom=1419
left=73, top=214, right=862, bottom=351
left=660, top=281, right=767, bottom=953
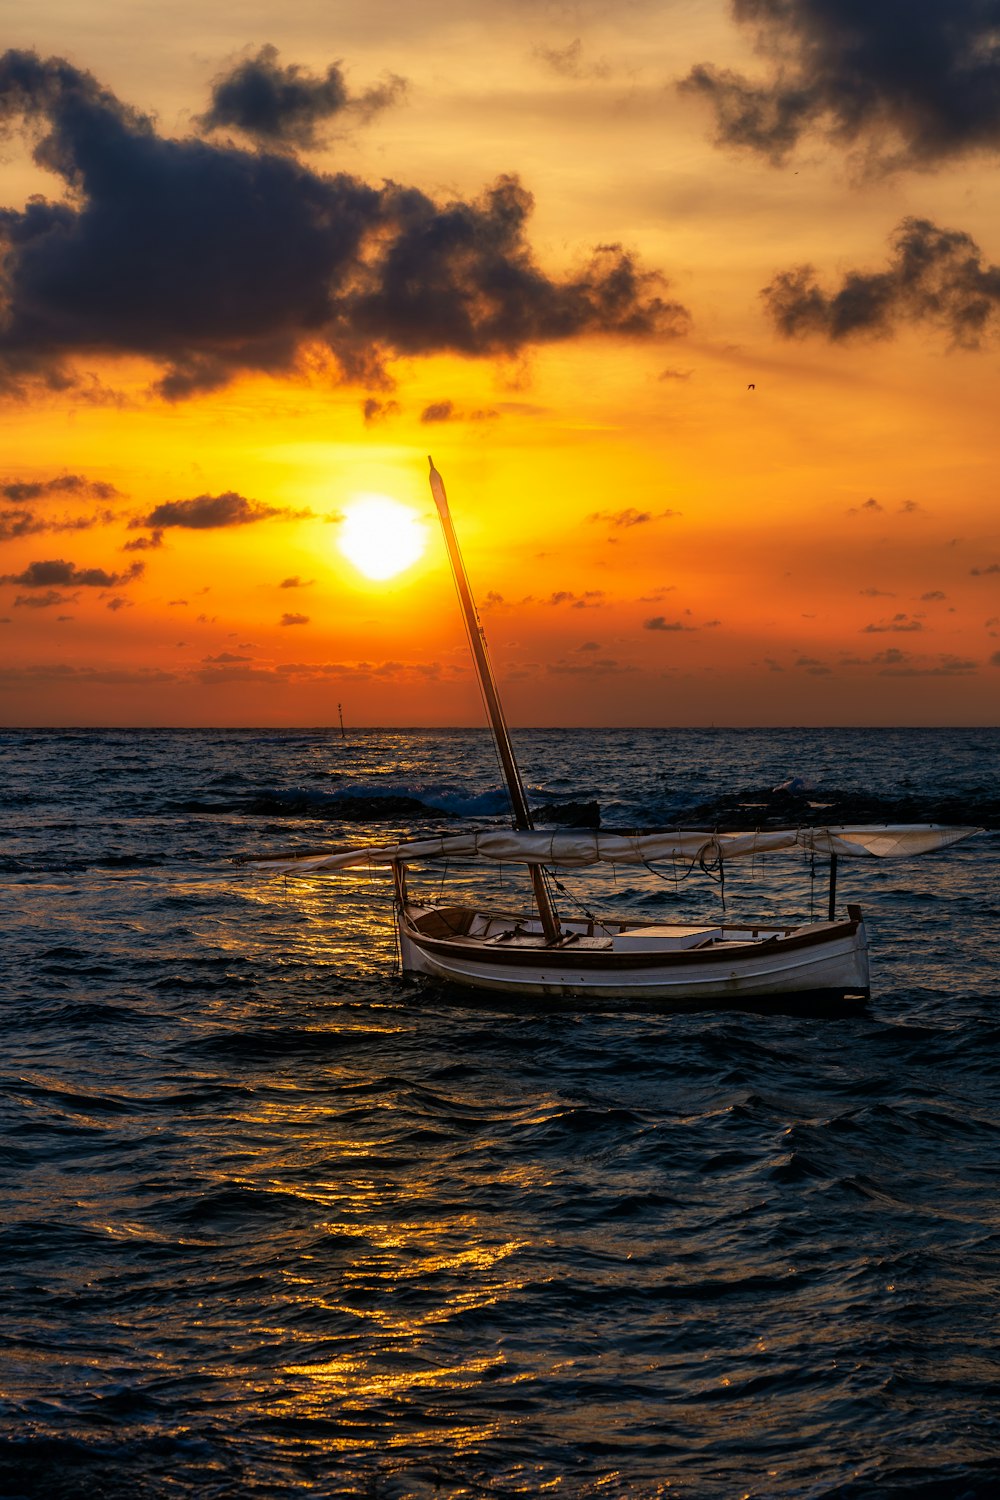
left=1, top=1, right=998, bottom=726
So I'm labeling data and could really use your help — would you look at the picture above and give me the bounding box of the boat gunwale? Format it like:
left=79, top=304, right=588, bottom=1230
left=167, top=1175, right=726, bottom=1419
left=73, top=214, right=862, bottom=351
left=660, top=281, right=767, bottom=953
left=400, top=906, right=864, bottom=970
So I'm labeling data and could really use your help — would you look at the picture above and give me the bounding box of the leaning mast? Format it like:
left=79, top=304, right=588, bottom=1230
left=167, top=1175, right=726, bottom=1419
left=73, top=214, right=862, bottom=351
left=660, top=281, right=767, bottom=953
left=428, top=457, right=560, bottom=944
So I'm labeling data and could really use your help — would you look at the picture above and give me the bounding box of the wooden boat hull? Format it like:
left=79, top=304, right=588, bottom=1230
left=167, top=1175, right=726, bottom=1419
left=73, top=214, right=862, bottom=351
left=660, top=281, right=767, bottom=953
left=398, top=906, right=870, bottom=1002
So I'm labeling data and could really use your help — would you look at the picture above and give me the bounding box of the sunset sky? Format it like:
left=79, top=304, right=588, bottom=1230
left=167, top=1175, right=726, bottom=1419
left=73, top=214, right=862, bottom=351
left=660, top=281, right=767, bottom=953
left=2, top=1, right=999, bottom=727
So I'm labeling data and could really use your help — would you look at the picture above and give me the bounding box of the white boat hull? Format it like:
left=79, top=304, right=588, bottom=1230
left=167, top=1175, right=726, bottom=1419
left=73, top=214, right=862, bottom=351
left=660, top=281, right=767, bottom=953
left=398, top=905, right=870, bottom=1003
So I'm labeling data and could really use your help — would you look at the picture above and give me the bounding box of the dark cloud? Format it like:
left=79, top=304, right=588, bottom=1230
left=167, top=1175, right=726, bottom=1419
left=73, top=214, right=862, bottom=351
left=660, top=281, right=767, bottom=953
left=644, top=616, right=686, bottom=631
left=279, top=576, right=314, bottom=588
left=362, top=397, right=400, bottom=424
left=542, top=590, right=604, bottom=608
left=1, top=474, right=120, bottom=501
left=860, top=586, right=894, bottom=597
left=794, top=656, right=831, bottom=675
left=971, top=562, right=1000, bottom=575
left=764, top=218, right=1000, bottom=347
left=0, top=662, right=177, bottom=685
left=199, top=44, right=406, bottom=150
left=921, top=589, right=947, bottom=600
left=682, top=0, right=1000, bottom=172
left=1, top=558, right=143, bottom=587
left=877, top=653, right=978, bottom=677
left=133, top=492, right=284, bottom=529
left=657, top=366, right=692, bottom=381
left=0, top=50, right=684, bottom=398
left=280, top=612, right=309, bottom=626
left=588, top=507, right=680, bottom=527
left=0, top=507, right=111, bottom=540
left=121, top=529, right=164, bottom=551
left=13, top=588, right=73, bottom=608
left=106, top=596, right=132, bottom=611
left=420, top=401, right=454, bottom=423
left=991, top=651, right=1000, bottom=666
left=861, top=613, right=923, bottom=633
left=418, top=399, right=497, bottom=423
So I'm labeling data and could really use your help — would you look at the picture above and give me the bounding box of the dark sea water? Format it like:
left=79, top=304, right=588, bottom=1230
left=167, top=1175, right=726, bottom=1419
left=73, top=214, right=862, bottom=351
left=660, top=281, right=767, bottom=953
left=1, top=727, right=998, bottom=1499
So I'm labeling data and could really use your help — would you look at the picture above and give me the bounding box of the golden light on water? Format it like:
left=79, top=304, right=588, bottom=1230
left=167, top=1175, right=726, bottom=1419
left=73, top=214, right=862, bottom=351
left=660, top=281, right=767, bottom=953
left=338, top=495, right=427, bottom=581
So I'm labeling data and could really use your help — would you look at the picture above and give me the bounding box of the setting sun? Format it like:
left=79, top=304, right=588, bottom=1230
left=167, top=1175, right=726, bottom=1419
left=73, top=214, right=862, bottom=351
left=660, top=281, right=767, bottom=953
left=337, top=495, right=427, bottom=581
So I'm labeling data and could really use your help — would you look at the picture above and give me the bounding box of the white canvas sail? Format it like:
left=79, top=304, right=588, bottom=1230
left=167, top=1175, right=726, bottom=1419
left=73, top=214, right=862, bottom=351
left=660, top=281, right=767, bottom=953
left=241, top=824, right=978, bottom=875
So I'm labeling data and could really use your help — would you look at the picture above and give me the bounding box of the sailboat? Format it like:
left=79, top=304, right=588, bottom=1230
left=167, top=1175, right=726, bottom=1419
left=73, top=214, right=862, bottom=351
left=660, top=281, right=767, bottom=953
left=240, top=461, right=978, bottom=1005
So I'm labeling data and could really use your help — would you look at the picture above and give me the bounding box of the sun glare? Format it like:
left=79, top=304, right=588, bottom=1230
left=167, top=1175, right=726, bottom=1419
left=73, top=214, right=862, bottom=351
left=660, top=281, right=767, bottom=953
left=338, top=495, right=427, bottom=581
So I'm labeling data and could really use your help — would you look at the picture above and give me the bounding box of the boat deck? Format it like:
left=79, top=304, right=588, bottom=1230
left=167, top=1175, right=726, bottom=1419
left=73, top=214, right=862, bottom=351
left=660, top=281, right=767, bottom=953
left=407, top=904, right=799, bottom=952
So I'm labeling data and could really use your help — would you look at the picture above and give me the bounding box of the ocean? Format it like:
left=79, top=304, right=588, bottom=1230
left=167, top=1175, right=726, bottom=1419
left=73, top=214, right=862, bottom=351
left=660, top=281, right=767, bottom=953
left=1, top=726, right=998, bottom=1498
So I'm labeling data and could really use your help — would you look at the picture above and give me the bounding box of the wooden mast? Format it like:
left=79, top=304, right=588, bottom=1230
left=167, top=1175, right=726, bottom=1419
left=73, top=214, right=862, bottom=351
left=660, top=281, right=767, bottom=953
left=428, top=457, right=560, bottom=944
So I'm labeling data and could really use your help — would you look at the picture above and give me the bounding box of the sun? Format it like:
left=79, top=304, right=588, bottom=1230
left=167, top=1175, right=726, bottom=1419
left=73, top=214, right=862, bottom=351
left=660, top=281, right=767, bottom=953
left=337, top=495, right=427, bottom=580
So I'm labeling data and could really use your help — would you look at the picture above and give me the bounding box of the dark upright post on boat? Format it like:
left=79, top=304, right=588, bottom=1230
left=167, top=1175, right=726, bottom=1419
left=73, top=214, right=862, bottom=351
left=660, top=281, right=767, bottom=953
left=828, top=853, right=838, bottom=920
left=428, top=456, right=560, bottom=944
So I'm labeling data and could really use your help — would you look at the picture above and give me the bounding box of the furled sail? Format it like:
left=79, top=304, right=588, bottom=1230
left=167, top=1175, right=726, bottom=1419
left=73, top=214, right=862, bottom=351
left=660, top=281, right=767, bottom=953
left=238, top=825, right=979, bottom=874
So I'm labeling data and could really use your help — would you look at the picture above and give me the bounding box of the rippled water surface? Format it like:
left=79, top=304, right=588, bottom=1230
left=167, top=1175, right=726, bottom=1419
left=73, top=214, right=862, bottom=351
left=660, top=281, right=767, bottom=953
left=2, top=727, right=999, bottom=1498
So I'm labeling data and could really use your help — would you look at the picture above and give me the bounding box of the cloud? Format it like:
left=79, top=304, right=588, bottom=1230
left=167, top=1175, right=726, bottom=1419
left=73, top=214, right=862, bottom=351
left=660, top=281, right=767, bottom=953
left=0, top=662, right=178, bottom=685
left=199, top=44, right=406, bottom=150
left=203, top=651, right=252, bottom=663
left=971, top=562, right=1000, bottom=575
left=1, top=558, right=143, bottom=587
left=420, top=400, right=455, bottom=423
left=133, top=492, right=285, bottom=529
left=279, top=576, right=314, bottom=588
left=0, top=49, right=685, bottom=398
left=763, top=218, right=1000, bottom=347
left=878, top=654, right=978, bottom=677
left=548, top=656, right=627, bottom=675
left=542, top=589, right=604, bottom=608
left=362, top=397, right=400, bottom=424
left=280, top=612, right=310, bottom=626
left=682, top=0, right=1000, bottom=172
left=861, top=613, right=924, bottom=633
left=657, top=367, right=692, bottom=381
left=588, top=507, right=681, bottom=528
left=921, top=589, right=947, bottom=601
left=991, top=651, right=1000, bottom=667
left=860, top=586, right=895, bottom=597
left=13, top=588, right=74, bottom=608
left=1, top=474, right=119, bottom=501
left=644, top=616, right=686, bottom=631
left=106, top=596, right=132, bottom=611
left=121, top=529, right=164, bottom=551
left=794, top=656, right=831, bottom=675
left=0, top=507, right=113, bottom=540
left=848, top=498, right=883, bottom=515
left=534, top=39, right=610, bottom=83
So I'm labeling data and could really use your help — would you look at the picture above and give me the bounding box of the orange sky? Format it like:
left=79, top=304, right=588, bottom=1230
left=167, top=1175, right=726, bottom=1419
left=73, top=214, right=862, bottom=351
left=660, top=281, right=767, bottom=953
left=1, top=2, right=999, bottom=726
